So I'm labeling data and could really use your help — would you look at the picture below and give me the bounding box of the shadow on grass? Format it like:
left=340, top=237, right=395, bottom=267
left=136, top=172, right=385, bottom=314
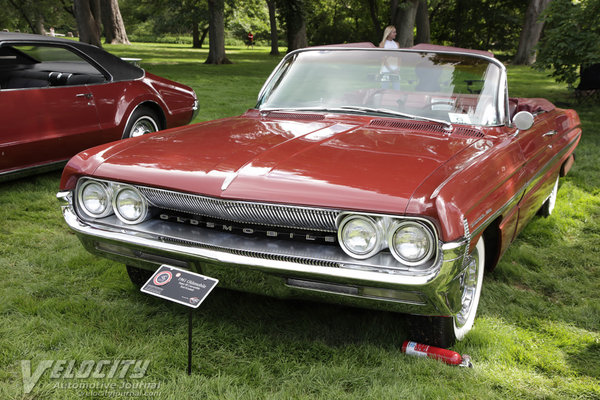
left=140, top=285, right=411, bottom=353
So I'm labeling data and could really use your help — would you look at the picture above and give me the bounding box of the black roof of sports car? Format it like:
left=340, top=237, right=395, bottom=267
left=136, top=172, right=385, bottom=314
left=0, top=32, right=143, bottom=81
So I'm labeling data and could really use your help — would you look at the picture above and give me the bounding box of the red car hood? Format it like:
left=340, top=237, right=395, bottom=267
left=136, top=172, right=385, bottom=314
left=91, top=113, right=480, bottom=215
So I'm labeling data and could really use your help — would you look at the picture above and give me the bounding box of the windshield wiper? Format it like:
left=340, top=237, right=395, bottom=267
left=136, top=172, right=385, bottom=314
left=260, top=106, right=453, bottom=131
left=260, top=106, right=365, bottom=114
left=338, top=106, right=453, bottom=130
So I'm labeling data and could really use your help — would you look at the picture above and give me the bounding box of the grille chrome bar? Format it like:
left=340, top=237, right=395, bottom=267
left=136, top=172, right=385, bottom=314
left=137, top=186, right=339, bottom=232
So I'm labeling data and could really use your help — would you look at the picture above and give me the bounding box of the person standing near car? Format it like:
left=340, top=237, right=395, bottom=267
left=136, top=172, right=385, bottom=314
left=379, top=26, right=399, bottom=49
left=379, top=26, right=400, bottom=89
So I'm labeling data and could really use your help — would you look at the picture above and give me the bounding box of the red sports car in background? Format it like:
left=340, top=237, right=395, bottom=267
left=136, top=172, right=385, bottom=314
left=57, top=44, right=581, bottom=347
left=0, top=32, right=197, bottom=181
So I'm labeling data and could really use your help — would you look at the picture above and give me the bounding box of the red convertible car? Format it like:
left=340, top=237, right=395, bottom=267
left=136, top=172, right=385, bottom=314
left=0, top=33, right=197, bottom=181
left=57, top=44, right=581, bottom=347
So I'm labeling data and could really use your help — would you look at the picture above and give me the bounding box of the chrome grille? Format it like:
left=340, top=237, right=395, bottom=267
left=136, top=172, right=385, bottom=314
left=137, top=186, right=339, bottom=232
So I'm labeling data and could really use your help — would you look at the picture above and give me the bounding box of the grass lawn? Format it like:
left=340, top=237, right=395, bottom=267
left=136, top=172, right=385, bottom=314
left=0, top=43, right=598, bottom=399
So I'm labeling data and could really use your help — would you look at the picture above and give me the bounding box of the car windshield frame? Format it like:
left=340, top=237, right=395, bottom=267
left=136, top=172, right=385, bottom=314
left=257, top=47, right=508, bottom=127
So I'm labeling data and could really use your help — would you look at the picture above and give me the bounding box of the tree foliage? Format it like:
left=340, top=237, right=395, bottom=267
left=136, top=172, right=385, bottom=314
left=0, top=0, right=74, bottom=34
left=430, top=0, right=526, bottom=53
left=2, top=0, right=598, bottom=71
left=536, top=0, right=600, bottom=87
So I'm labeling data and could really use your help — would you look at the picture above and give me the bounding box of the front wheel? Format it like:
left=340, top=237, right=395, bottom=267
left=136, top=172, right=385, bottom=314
left=126, top=265, right=154, bottom=288
left=408, top=236, right=485, bottom=347
left=452, top=236, right=485, bottom=341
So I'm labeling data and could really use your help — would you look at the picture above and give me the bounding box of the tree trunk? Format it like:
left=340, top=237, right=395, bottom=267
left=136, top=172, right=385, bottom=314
left=283, top=0, right=308, bottom=52
left=415, top=0, right=430, bottom=44
left=513, top=0, right=552, bottom=65
left=74, top=0, right=102, bottom=47
left=390, top=0, right=398, bottom=24
left=200, top=27, right=209, bottom=48
left=453, top=0, right=466, bottom=47
left=192, top=17, right=201, bottom=48
left=266, top=0, right=279, bottom=55
left=35, top=15, right=46, bottom=35
left=205, top=0, right=231, bottom=64
left=101, top=0, right=130, bottom=44
left=394, top=0, right=419, bottom=47
left=366, top=0, right=382, bottom=41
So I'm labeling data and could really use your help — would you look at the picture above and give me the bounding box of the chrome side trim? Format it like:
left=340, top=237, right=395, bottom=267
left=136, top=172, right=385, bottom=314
left=470, top=131, right=581, bottom=237
left=0, top=160, right=67, bottom=182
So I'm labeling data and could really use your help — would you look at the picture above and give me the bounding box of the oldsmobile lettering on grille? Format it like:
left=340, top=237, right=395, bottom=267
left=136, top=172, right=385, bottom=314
left=159, top=213, right=337, bottom=244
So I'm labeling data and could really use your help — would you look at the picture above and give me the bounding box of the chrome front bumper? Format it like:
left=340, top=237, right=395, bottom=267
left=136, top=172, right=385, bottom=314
left=59, top=196, right=472, bottom=317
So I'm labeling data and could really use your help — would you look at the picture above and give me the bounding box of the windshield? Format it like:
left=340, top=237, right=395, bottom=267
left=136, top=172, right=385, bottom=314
left=258, top=49, right=504, bottom=126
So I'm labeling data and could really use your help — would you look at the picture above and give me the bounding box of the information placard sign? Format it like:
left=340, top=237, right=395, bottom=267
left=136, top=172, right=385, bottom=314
left=141, top=265, right=218, bottom=308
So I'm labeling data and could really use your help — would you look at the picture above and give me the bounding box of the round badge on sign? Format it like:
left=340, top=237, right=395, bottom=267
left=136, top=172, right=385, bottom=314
left=189, top=297, right=200, bottom=305
left=153, top=271, right=172, bottom=286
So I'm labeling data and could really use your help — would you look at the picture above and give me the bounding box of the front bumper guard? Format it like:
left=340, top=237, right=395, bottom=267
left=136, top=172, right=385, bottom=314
left=59, top=193, right=471, bottom=317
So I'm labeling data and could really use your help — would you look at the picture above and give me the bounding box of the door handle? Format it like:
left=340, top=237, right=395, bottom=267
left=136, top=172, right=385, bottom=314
left=76, top=93, right=93, bottom=99
left=543, top=130, right=557, bottom=137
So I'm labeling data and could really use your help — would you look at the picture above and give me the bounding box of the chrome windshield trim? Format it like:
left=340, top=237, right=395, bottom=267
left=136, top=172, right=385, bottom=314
left=257, top=47, right=507, bottom=126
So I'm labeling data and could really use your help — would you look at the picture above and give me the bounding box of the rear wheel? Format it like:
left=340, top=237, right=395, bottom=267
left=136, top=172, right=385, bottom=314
left=408, top=236, right=485, bottom=347
left=539, top=176, right=559, bottom=217
left=122, top=106, right=160, bottom=139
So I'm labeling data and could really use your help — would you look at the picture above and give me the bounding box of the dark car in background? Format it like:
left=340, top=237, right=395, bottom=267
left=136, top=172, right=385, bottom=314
left=0, top=33, right=197, bottom=181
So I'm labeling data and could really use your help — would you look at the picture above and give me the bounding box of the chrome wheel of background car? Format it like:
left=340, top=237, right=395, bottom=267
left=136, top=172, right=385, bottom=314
left=539, top=176, right=559, bottom=217
left=453, top=236, right=485, bottom=341
left=129, top=117, right=158, bottom=138
left=122, top=106, right=161, bottom=139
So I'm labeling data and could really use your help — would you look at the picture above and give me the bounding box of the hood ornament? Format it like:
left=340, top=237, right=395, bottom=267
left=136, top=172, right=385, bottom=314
left=221, top=173, right=237, bottom=191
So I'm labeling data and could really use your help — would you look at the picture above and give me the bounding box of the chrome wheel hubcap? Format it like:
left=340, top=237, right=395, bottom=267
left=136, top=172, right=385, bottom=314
left=456, top=246, right=480, bottom=328
left=130, top=117, right=158, bottom=138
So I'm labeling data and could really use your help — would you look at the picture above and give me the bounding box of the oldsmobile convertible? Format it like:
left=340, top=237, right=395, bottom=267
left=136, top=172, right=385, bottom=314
left=57, top=44, right=581, bottom=347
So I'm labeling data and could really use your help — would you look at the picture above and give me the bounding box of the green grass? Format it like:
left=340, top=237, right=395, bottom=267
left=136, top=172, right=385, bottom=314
left=0, top=44, right=599, bottom=399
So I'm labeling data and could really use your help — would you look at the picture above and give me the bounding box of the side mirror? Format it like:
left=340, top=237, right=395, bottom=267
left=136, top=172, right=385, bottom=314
left=512, top=111, right=534, bottom=131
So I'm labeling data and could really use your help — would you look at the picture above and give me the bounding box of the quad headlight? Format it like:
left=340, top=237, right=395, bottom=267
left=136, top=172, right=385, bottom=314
left=76, top=179, right=149, bottom=224
left=77, top=180, right=113, bottom=218
left=388, top=221, right=435, bottom=265
left=338, top=215, right=384, bottom=259
left=113, top=186, right=148, bottom=224
left=337, top=213, right=436, bottom=266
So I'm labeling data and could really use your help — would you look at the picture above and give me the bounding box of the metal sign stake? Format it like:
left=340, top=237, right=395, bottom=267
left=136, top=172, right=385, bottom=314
left=188, top=309, right=193, bottom=375
left=140, top=265, right=219, bottom=376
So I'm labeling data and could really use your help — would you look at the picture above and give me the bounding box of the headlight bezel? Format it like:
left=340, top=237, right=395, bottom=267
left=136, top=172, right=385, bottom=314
left=336, top=212, right=438, bottom=267
left=76, top=180, right=113, bottom=219
left=112, top=185, right=149, bottom=224
left=75, top=178, right=150, bottom=225
left=387, top=220, right=436, bottom=266
left=337, top=214, right=385, bottom=259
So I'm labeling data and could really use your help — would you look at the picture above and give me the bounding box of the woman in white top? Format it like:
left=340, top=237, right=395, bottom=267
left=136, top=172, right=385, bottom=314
left=379, top=26, right=399, bottom=49
left=379, top=26, right=400, bottom=89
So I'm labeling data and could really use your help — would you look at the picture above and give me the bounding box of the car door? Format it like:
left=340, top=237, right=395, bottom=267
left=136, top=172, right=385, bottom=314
left=513, top=110, right=562, bottom=234
left=0, top=85, right=101, bottom=174
left=0, top=43, right=103, bottom=175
